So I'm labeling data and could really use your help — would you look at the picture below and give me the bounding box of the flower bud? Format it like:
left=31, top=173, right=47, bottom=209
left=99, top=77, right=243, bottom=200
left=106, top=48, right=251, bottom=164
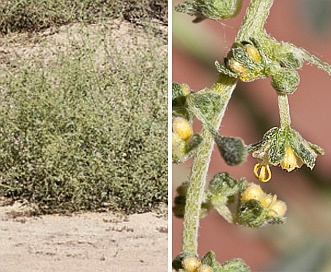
left=175, top=0, right=243, bottom=23
left=214, top=134, right=247, bottom=166
left=197, top=264, right=213, bottom=272
left=241, top=184, right=264, bottom=202
left=244, top=43, right=262, bottom=63
left=182, top=256, right=201, bottom=272
left=268, top=200, right=287, bottom=217
left=271, top=68, right=300, bottom=94
left=173, top=117, right=192, bottom=140
left=260, top=194, right=276, bottom=208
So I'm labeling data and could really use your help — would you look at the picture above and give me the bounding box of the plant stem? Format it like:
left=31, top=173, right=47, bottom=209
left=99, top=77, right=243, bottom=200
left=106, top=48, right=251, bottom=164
left=181, top=0, right=276, bottom=256
left=278, top=94, right=291, bottom=129
left=182, top=74, right=237, bottom=255
left=236, top=0, right=274, bottom=41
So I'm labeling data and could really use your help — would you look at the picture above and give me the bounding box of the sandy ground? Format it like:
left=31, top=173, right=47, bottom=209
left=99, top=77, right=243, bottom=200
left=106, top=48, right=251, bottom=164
left=0, top=201, right=168, bottom=272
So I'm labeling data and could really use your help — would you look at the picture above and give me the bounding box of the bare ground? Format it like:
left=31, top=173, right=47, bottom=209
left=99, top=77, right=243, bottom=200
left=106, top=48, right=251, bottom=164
left=0, top=201, right=168, bottom=272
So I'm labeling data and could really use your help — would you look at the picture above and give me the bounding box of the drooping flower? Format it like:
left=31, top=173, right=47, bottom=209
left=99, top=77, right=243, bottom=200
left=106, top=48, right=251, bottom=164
left=248, top=127, right=324, bottom=182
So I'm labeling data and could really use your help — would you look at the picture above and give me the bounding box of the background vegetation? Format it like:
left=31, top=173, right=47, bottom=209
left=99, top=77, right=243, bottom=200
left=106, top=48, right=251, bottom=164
left=0, top=0, right=167, bottom=34
left=0, top=0, right=167, bottom=214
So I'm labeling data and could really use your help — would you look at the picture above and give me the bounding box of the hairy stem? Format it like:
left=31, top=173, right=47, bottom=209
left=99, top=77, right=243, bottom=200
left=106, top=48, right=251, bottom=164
left=278, top=94, right=291, bottom=129
left=182, top=74, right=237, bottom=254
left=236, top=0, right=274, bottom=41
left=181, top=0, right=276, bottom=256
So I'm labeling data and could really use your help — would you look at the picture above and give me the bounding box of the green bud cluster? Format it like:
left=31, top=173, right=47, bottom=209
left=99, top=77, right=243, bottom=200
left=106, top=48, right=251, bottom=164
left=185, top=89, right=248, bottom=166
left=216, top=38, right=267, bottom=82
left=174, top=172, right=286, bottom=228
left=215, top=36, right=309, bottom=95
left=175, top=0, right=243, bottom=23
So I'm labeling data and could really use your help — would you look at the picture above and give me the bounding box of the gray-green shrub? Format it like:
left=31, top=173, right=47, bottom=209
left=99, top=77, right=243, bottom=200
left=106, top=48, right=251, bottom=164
left=0, top=25, right=167, bottom=214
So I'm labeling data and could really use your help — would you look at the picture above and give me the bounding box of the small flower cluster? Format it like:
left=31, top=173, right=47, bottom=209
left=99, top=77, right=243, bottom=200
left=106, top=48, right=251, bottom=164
left=237, top=183, right=287, bottom=227
left=172, top=251, right=249, bottom=272
left=172, top=83, right=203, bottom=163
left=174, top=172, right=287, bottom=228
left=215, top=38, right=266, bottom=82
left=216, top=36, right=305, bottom=95
left=241, top=183, right=286, bottom=217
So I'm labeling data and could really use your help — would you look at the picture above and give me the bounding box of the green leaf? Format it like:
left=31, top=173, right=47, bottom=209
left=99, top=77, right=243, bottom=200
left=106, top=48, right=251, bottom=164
left=221, top=258, right=250, bottom=272
left=268, top=128, right=286, bottom=164
left=214, top=134, right=247, bottom=166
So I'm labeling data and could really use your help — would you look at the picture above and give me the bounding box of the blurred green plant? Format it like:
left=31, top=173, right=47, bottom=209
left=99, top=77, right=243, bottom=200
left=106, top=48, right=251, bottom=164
left=0, top=0, right=168, bottom=34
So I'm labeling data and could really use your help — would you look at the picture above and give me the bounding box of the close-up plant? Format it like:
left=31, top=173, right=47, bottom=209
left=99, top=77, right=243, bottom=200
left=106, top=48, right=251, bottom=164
left=172, top=0, right=331, bottom=271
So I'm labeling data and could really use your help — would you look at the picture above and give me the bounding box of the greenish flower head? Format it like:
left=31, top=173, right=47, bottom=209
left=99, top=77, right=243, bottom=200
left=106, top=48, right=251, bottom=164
left=271, top=67, right=300, bottom=95
left=237, top=183, right=287, bottom=228
left=175, top=0, right=243, bottom=23
left=248, top=127, right=324, bottom=182
left=216, top=38, right=267, bottom=82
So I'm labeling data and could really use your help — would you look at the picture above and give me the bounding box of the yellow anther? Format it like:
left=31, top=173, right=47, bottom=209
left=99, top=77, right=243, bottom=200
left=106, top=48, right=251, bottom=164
left=172, top=117, right=192, bottom=141
left=244, top=44, right=262, bottom=63
left=254, top=163, right=272, bottom=182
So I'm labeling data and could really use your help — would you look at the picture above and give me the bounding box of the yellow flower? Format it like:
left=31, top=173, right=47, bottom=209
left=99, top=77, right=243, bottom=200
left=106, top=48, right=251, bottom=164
left=172, top=117, right=192, bottom=140
left=182, top=256, right=201, bottom=272
left=241, top=183, right=264, bottom=202
left=268, top=200, right=287, bottom=217
left=253, top=163, right=272, bottom=182
left=280, top=147, right=303, bottom=172
left=248, top=127, right=324, bottom=182
left=260, top=194, right=277, bottom=208
left=197, top=264, right=213, bottom=272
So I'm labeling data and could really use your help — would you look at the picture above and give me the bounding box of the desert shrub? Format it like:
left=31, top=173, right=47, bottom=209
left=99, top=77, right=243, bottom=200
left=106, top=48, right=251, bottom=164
left=0, top=26, right=167, bottom=214
left=0, top=0, right=168, bottom=35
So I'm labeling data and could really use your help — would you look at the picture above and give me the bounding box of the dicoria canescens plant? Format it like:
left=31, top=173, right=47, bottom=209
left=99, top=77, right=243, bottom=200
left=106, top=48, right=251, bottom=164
left=172, top=0, right=330, bottom=270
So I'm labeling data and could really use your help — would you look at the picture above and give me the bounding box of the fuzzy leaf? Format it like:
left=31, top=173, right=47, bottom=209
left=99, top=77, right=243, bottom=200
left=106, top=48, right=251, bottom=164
left=214, top=134, right=247, bottom=165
